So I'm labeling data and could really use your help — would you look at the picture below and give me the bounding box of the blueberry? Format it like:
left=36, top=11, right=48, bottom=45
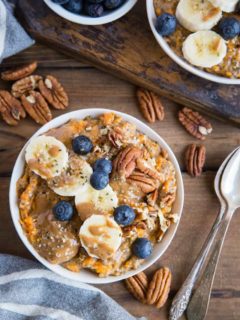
left=93, top=158, right=112, bottom=174
left=72, top=135, right=93, bottom=155
left=53, top=201, right=74, bottom=221
left=85, top=3, right=104, bottom=17
left=90, top=171, right=109, bottom=190
left=63, top=0, right=83, bottom=13
left=114, top=205, right=135, bottom=226
left=51, top=0, right=69, bottom=4
left=104, top=0, right=122, bottom=10
left=132, top=238, right=152, bottom=259
left=218, top=17, right=240, bottom=40
left=155, top=13, right=177, bottom=36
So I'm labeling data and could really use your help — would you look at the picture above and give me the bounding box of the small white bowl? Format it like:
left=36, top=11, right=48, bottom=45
left=147, top=1, right=240, bottom=85
left=9, top=108, right=184, bottom=284
left=44, top=0, right=137, bottom=25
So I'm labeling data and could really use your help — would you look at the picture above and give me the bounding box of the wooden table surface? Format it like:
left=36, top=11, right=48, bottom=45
left=0, top=43, right=240, bottom=320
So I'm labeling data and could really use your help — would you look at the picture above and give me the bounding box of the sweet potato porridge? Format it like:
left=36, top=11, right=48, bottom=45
left=17, top=113, right=178, bottom=277
left=154, top=0, right=240, bottom=79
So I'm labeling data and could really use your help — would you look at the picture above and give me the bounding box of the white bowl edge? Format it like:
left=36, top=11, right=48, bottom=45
left=9, top=108, right=184, bottom=284
left=146, top=1, right=240, bottom=85
left=44, top=0, right=138, bottom=25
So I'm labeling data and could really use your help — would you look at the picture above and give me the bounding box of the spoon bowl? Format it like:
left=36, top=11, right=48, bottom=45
left=221, top=148, right=240, bottom=208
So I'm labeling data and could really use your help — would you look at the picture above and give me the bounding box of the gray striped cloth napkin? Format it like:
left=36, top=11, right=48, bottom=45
left=0, top=0, right=34, bottom=63
left=0, top=254, right=146, bottom=320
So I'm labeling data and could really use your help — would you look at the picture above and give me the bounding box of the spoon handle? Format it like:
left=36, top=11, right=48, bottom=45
left=169, top=206, right=225, bottom=320
left=186, top=208, right=234, bottom=320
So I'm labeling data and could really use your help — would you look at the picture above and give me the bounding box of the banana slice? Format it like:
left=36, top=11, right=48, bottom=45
left=25, top=135, right=68, bottom=180
left=75, top=184, right=118, bottom=221
left=176, top=0, right=222, bottom=32
left=79, top=214, right=122, bottom=260
left=48, top=153, right=92, bottom=196
left=209, top=0, right=238, bottom=12
left=182, top=30, right=227, bottom=68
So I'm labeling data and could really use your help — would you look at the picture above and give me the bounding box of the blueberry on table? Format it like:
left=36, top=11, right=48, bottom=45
left=72, top=135, right=93, bottom=155
left=53, top=201, right=74, bottom=221
left=132, top=238, right=153, bottom=259
left=51, top=0, right=70, bottom=4
left=93, top=158, right=112, bottom=174
left=90, top=171, right=109, bottom=190
left=155, top=13, right=177, bottom=37
left=104, top=0, right=122, bottom=10
left=63, top=0, right=83, bottom=13
left=86, top=3, right=104, bottom=17
left=114, top=205, right=135, bottom=226
left=218, top=17, right=240, bottom=40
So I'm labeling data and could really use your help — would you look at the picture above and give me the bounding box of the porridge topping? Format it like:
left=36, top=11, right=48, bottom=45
left=79, top=214, right=122, bottom=260
left=176, top=0, right=222, bottom=32
left=25, top=135, right=68, bottom=179
left=17, top=113, right=178, bottom=277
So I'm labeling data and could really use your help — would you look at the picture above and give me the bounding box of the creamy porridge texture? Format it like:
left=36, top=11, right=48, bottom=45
left=154, top=0, right=240, bottom=79
left=17, top=113, right=177, bottom=277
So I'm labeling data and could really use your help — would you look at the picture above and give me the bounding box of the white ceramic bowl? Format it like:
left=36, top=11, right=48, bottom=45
left=147, top=1, right=240, bottom=85
left=44, top=0, right=137, bottom=25
left=9, top=108, right=184, bottom=284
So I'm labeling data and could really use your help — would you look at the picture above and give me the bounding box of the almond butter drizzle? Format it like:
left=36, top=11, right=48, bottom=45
left=48, top=145, right=61, bottom=157
left=28, top=159, right=52, bottom=178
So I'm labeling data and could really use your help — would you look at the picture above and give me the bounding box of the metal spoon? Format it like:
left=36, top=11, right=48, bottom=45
left=169, top=147, right=239, bottom=320
left=186, top=146, right=240, bottom=320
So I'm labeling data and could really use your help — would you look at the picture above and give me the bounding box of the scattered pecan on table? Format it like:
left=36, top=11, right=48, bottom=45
left=125, top=267, right=172, bottom=309
left=178, top=107, right=212, bottom=140
left=0, top=62, right=69, bottom=126
left=137, top=88, right=165, bottom=123
left=11, top=75, right=42, bottom=98
left=39, top=75, right=69, bottom=109
left=125, top=272, right=148, bottom=303
left=185, top=144, right=206, bottom=177
left=0, top=90, right=26, bottom=126
left=1, top=61, right=37, bottom=81
left=21, top=91, right=52, bottom=125
left=146, top=267, right=172, bottom=309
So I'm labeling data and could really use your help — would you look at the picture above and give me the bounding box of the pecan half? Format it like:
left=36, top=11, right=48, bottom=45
left=178, top=107, right=212, bottom=140
left=21, top=91, right=52, bottom=125
left=112, top=146, right=142, bottom=178
left=1, top=61, right=37, bottom=81
left=146, top=189, right=158, bottom=206
left=136, top=158, right=161, bottom=181
left=0, top=90, right=26, bottom=125
left=125, top=272, right=148, bottom=303
left=137, top=88, right=164, bottom=123
left=12, top=75, right=42, bottom=98
left=39, top=75, right=68, bottom=109
left=127, top=170, right=159, bottom=193
left=147, top=267, right=172, bottom=308
left=108, top=127, right=123, bottom=148
left=185, top=144, right=206, bottom=177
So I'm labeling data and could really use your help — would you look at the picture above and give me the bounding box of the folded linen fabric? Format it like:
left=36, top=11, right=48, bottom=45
left=0, top=254, right=146, bottom=320
left=0, top=0, right=34, bottom=63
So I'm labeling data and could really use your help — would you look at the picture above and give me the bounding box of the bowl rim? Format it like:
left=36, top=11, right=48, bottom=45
left=146, top=0, right=240, bottom=85
left=44, top=0, right=138, bottom=25
left=9, top=108, right=184, bottom=284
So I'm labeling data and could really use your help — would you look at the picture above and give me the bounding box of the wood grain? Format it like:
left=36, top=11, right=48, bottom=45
left=15, top=0, right=240, bottom=126
left=0, top=35, right=240, bottom=320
